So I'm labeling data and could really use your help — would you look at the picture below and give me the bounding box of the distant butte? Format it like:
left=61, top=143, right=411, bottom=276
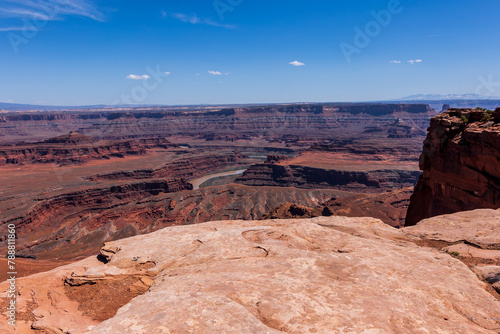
left=43, top=131, right=93, bottom=144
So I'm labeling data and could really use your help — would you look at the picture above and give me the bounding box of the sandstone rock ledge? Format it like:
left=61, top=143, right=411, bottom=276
left=1, top=215, right=500, bottom=334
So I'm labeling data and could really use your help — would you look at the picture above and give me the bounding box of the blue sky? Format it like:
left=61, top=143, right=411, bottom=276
left=0, top=0, right=499, bottom=106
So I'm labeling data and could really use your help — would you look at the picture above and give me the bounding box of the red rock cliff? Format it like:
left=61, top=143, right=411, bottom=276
left=406, top=108, right=500, bottom=225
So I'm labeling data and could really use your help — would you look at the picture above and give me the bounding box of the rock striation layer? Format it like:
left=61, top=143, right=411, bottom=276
left=0, top=103, right=435, bottom=144
left=85, top=151, right=246, bottom=181
left=0, top=133, right=177, bottom=165
left=406, top=108, right=500, bottom=225
left=263, top=187, right=414, bottom=227
left=0, top=179, right=193, bottom=260
left=236, top=163, right=421, bottom=192
left=1, top=214, right=499, bottom=333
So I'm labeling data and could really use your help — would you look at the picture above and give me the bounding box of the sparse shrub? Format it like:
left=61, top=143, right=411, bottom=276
left=461, top=115, right=469, bottom=124
left=481, top=113, right=492, bottom=122
left=450, top=251, right=460, bottom=257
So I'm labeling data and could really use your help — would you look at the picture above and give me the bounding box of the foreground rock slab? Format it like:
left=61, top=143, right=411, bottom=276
left=1, top=216, right=500, bottom=333
left=403, top=209, right=500, bottom=249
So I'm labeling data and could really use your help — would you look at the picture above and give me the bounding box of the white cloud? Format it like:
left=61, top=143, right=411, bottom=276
left=390, top=60, right=401, bottom=64
left=289, top=61, right=305, bottom=67
left=208, top=71, right=229, bottom=76
left=164, top=12, right=236, bottom=29
left=164, top=72, right=171, bottom=75
left=0, top=0, right=104, bottom=21
left=408, top=59, right=423, bottom=65
left=126, top=74, right=150, bottom=80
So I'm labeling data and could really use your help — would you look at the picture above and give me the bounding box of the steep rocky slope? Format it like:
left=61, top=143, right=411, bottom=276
left=406, top=108, right=500, bottom=225
left=0, top=184, right=347, bottom=263
left=0, top=179, right=193, bottom=260
left=263, top=187, right=414, bottom=227
left=1, top=214, right=499, bottom=333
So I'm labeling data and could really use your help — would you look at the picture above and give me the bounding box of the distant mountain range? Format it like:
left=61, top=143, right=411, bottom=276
left=0, top=102, right=112, bottom=112
left=2, top=96, right=500, bottom=112
left=397, top=94, right=500, bottom=101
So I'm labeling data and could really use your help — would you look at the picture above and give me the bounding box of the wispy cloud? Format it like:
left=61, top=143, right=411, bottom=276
left=289, top=61, right=305, bottom=67
left=162, top=11, right=236, bottom=29
left=390, top=59, right=422, bottom=65
left=208, top=71, right=230, bottom=76
left=426, top=34, right=455, bottom=38
left=408, top=59, right=423, bottom=64
left=126, top=74, right=150, bottom=80
left=0, top=26, right=25, bottom=31
left=0, top=0, right=105, bottom=22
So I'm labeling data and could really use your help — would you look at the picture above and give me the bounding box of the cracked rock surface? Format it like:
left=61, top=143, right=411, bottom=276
left=1, top=215, right=500, bottom=333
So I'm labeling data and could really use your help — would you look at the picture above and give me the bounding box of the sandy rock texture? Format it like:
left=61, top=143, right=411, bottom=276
left=1, top=215, right=500, bottom=333
left=404, top=209, right=500, bottom=249
left=403, top=209, right=500, bottom=297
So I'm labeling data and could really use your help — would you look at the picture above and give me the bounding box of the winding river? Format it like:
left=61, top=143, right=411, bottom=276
left=190, top=169, right=247, bottom=190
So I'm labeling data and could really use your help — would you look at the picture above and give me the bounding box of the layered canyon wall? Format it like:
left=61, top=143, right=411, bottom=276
left=0, top=133, right=176, bottom=165
left=0, top=103, right=435, bottom=144
left=406, top=108, right=500, bottom=225
left=86, top=151, right=246, bottom=181
left=235, top=163, right=421, bottom=193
